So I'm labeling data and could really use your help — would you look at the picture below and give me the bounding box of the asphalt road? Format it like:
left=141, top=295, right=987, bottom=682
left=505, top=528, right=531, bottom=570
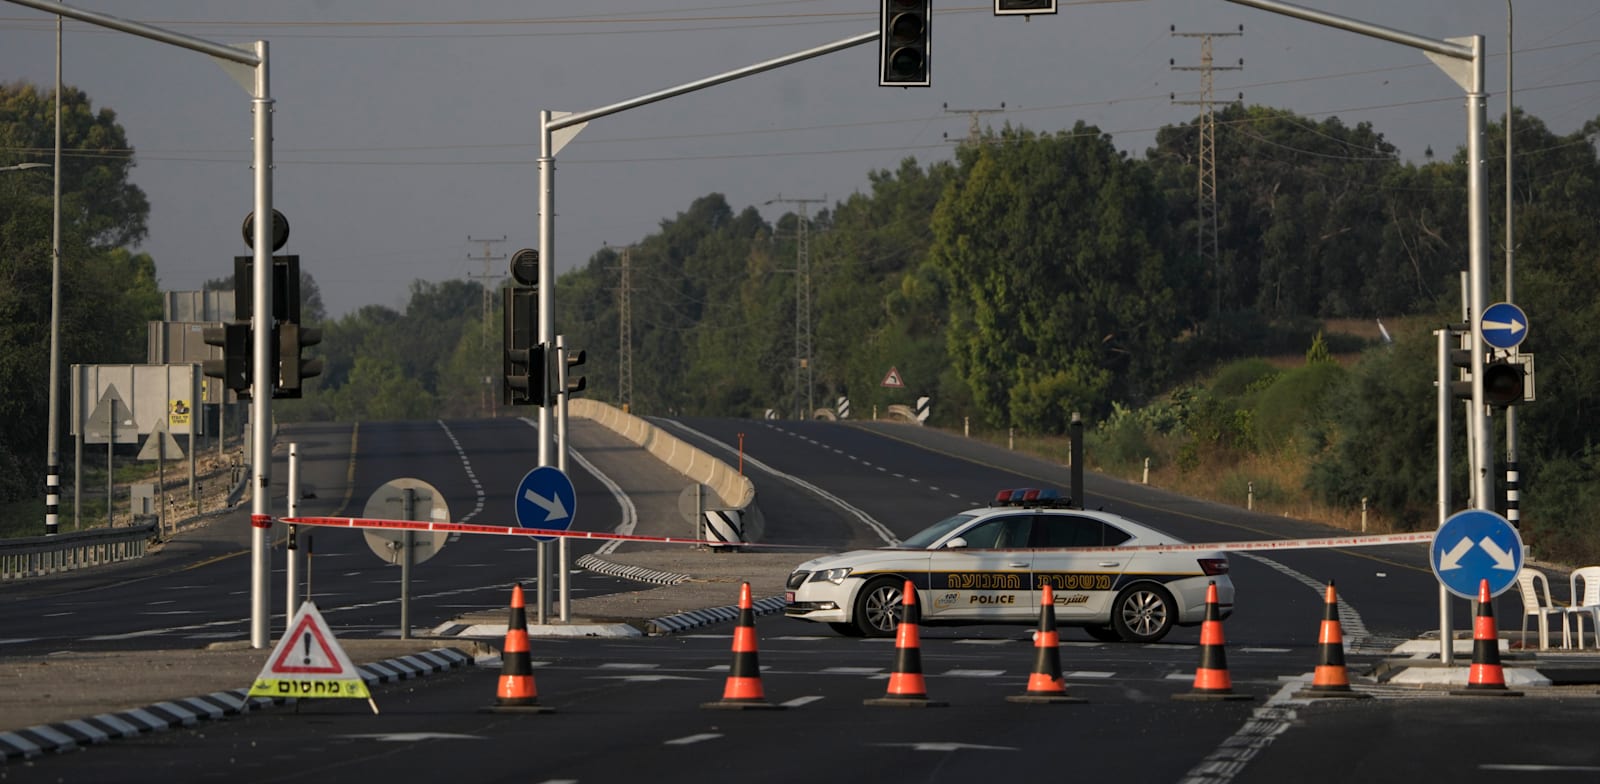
left=5, top=414, right=1600, bottom=783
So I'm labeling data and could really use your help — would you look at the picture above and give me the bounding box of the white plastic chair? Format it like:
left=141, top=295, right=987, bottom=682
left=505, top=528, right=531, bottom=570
left=1566, top=566, right=1600, bottom=650
left=1515, top=568, right=1569, bottom=650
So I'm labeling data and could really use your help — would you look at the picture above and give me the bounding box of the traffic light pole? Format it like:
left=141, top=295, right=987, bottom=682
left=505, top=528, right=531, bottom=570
left=536, top=28, right=881, bottom=463
left=1228, top=0, right=1491, bottom=510
left=4, top=0, right=280, bottom=650
left=1230, top=0, right=1489, bottom=665
left=529, top=29, right=877, bottom=624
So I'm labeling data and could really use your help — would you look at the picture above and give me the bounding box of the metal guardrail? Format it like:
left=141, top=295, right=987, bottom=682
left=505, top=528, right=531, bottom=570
left=0, top=523, right=159, bottom=581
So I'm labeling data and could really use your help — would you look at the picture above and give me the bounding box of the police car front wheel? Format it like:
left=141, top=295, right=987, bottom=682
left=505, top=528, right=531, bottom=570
left=853, top=577, right=905, bottom=637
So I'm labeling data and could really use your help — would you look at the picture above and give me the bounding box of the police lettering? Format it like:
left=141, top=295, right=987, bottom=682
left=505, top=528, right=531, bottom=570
left=968, top=594, right=1016, bottom=605
left=1036, top=573, right=1113, bottom=591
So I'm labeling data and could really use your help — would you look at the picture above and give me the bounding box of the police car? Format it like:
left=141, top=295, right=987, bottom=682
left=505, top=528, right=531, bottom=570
left=784, top=488, right=1233, bottom=641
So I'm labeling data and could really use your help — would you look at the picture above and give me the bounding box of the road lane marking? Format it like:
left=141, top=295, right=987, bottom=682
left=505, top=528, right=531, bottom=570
left=665, top=733, right=722, bottom=746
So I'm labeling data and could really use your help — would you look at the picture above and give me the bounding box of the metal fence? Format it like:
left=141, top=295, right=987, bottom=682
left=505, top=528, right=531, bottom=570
left=0, top=523, right=159, bottom=581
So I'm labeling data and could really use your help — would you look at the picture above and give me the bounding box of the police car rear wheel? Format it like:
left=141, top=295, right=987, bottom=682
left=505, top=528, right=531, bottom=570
left=1111, top=584, right=1175, bottom=643
left=853, top=577, right=904, bottom=637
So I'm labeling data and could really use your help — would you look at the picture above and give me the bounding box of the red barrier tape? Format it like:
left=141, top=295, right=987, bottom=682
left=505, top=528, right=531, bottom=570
left=278, top=515, right=1435, bottom=554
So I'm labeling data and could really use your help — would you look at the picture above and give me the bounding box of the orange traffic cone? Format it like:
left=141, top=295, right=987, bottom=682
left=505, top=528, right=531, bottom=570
left=1007, top=584, right=1085, bottom=704
left=865, top=579, right=947, bottom=707
left=484, top=584, right=554, bottom=713
left=703, top=582, right=783, bottom=710
left=1294, top=581, right=1371, bottom=700
left=1173, top=581, right=1254, bottom=701
left=1451, top=578, right=1524, bottom=697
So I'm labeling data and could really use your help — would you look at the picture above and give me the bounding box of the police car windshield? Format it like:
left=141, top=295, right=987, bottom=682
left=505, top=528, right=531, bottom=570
left=899, top=512, right=982, bottom=549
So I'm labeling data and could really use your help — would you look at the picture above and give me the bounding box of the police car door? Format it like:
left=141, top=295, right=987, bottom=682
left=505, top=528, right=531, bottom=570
left=923, top=513, right=1036, bottom=622
left=1032, top=513, right=1132, bottom=622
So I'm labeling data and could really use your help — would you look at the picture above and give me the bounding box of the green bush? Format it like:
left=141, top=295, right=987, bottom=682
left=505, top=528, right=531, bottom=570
left=1210, top=358, right=1280, bottom=399
left=1254, top=362, right=1347, bottom=452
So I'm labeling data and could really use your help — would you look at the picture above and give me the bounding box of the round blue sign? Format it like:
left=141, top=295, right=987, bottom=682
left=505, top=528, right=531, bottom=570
left=1430, top=509, right=1523, bottom=600
left=514, top=466, right=577, bottom=542
left=1480, top=302, right=1529, bottom=351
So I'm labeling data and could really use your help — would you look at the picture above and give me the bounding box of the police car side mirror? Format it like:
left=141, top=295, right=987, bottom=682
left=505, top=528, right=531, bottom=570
left=945, top=537, right=969, bottom=550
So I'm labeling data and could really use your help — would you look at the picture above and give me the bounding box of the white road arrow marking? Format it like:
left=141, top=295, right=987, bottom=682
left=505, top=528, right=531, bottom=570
left=1482, top=318, right=1526, bottom=334
left=1437, top=537, right=1475, bottom=571
left=1479, top=537, right=1518, bottom=571
left=523, top=488, right=568, bottom=521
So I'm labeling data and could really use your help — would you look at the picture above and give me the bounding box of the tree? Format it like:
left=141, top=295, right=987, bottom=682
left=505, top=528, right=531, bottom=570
left=931, top=123, right=1182, bottom=430
left=0, top=81, right=150, bottom=248
left=0, top=82, right=157, bottom=506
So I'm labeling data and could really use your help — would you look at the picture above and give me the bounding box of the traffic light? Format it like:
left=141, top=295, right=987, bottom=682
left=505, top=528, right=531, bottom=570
left=503, top=285, right=544, bottom=406
left=234, top=255, right=301, bottom=324
left=1481, top=359, right=1526, bottom=406
left=276, top=322, right=323, bottom=398
left=995, top=0, right=1056, bottom=15
left=563, top=347, right=587, bottom=397
left=880, top=0, right=930, bottom=87
left=1450, top=348, right=1526, bottom=406
left=202, top=322, right=252, bottom=399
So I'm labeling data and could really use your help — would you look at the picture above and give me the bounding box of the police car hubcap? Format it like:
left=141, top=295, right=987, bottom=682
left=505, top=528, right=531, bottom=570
left=1123, top=590, right=1167, bottom=635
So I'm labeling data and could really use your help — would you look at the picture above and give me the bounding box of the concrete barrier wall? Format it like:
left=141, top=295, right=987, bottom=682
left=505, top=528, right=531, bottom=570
left=569, top=399, right=755, bottom=512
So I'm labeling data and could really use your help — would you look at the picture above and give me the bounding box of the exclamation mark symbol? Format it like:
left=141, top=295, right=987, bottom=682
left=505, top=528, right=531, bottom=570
left=302, top=631, right=312, bottom=665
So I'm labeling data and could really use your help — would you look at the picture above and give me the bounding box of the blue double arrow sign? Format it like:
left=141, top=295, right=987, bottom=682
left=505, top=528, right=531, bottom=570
left=1430, top=509, right=1524, bottom=599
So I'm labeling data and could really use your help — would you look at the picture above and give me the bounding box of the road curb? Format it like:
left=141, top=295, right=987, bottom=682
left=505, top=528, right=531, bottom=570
left=0, top=648, right=474, bottom=763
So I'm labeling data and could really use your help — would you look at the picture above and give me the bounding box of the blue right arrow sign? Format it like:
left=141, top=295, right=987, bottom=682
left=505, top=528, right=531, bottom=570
left=1480, top=302, right=1529, bottom=351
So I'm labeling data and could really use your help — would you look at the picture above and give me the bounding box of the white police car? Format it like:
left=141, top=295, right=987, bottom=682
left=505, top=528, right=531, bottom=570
left=784, top=488, right=1233, bottom=641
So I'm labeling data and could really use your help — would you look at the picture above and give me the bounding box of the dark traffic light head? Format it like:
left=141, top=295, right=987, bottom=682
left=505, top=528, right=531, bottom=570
left=879, top=0, right=930, bottom=87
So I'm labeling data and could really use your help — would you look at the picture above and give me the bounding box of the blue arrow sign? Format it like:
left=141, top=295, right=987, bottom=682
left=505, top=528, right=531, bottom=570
left=1480, top=302, right=1529, bottom=350
left=1430, top=509, right=1524, bottom=600
left=514, top=466, right=577, bottom=542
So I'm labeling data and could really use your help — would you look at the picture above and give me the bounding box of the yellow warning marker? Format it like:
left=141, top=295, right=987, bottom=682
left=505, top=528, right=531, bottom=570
left=249, top=601, right=378, bottom=714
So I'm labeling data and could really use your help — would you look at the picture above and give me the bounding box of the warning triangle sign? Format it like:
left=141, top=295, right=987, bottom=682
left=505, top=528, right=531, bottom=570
left=881, top=366, right=905, bottom=389
left=249, top=601, right=372, bottom=702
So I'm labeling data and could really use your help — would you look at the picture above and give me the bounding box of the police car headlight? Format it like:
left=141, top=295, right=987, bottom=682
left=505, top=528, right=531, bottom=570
left=810, top=567, right=853, bottom=585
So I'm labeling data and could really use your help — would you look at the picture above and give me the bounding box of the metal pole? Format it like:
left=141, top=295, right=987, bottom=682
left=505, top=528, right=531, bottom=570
left=537, top=110, right=554, bottom=625
left=538, top=112, right=554, bottom=472
left=286, top=442, right=299, bottom=615
left=1437, top=328, right=1455, bottom=666
left=536, top=542, right=548, bottom=625
left=1504, top=1, right=1519, bottom=531
left=248, top=41, right=275, bottom=648
left=1464, top=37, right=1493, bottom=513
left=45, top=13, right=62, bottom=537
left=557, top=334, right=570, bottom=623
left=400, top=488, right=414, bottom=640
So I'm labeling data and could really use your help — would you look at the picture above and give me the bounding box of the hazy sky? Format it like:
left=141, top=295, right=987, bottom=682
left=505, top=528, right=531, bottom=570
left=2, top=1, right=1596, bottom=319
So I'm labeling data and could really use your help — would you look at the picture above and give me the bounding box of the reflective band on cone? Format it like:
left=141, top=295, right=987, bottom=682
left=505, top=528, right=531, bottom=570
left=1294, top=581, right=1371, bottom=699
left=485, top=584, right=554, bottom=713
left=1174, top=581, right=1254, bottom=702
left=866, top=579, right=947, bottom=708
left=1451, top=578, right=1524, bottom=697
left=703, top=582, right=783, bottom=710
left=1008, top=584, right=1085, bottom=704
